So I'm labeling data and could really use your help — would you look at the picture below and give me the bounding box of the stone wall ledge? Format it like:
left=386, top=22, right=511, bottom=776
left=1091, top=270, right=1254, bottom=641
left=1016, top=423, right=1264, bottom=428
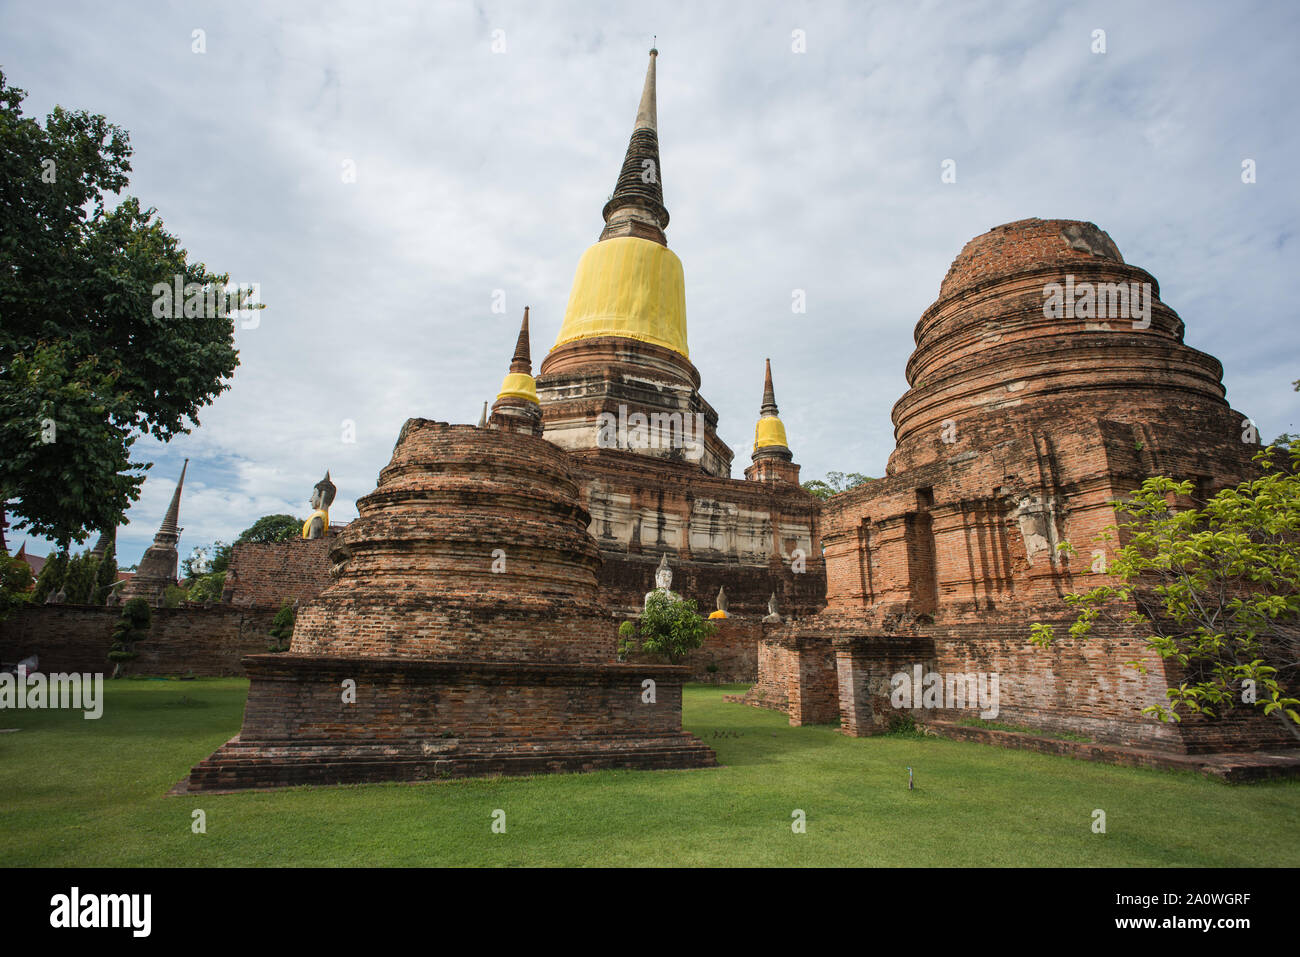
left=243, top=653, right=691, bottom=682
left=922, top=720, right=1300, bottom=782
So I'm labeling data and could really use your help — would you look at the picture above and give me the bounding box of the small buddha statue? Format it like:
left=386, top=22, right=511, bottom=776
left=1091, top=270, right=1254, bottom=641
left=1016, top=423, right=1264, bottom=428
left=302, top=471, right=337, bottom=540
left=708, top=585, right=728, bottom=619
left=762, top=591, right=782, bottom=623
left=644, top=554, right=681, bottom=609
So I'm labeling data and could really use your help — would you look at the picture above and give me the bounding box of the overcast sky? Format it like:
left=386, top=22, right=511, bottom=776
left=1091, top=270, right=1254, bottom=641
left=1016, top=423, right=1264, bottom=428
left=4, top=0, right=1297, bottom=566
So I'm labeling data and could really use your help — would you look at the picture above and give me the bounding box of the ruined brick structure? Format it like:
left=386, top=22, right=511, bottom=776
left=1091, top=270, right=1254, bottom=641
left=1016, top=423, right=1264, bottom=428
left=118, top=459, right=187, bottom=607
left=183, top=422, right=715, bottom=790
left=742, top=218, right=1296, bottom=758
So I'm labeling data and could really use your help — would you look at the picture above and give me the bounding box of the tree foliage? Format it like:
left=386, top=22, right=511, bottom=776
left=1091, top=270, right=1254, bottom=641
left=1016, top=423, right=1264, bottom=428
left=235, top=514, right=303, bottom=545
left=1031, top=441, right=1300, bottom=739
left=0, top=68, right=242, bottom=548
left=268, top=602, right=295, bottom=652
left=618, top=592, right=715, bottom=664
left=802, top=471, right=874, bottom=501
left=0, top=554, right=34, bottom=621
left=108, top=596, right=151, bottom=678
left=184, top=570, right=226, bottom=604
left=31, top=549, right=67, bottom=604
left=93, top=543, right=117, bottom=606
left=61, top=551, right=96, bottom=604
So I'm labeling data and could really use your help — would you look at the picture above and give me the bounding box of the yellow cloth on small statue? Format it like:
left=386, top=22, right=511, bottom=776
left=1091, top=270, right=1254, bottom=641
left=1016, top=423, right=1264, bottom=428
left=302, top=509, right=329, bottom=539
left=708, top=610, right=728, bottom=619
left=552, top=236, right=689, bottom=357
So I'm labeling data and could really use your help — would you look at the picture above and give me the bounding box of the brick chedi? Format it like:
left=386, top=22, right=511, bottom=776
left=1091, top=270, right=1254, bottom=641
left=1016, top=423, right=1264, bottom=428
left=182, top=421, right=714, bottom=790
left=743, top=219, right=1294, bottom=758
left=745, top=359, right=800, bottom=486
left=489, top=306, right=543, bottom=436
left=119, top=459, right=187, bottom=607
left=535, top=49, right=826, bottom=618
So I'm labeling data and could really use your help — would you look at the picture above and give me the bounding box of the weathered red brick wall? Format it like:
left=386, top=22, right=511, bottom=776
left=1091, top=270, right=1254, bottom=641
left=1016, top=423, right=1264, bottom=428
left=235, top=656, right=690, bottom=743
left=622, top=617, right=767, bottom=682
left=733, top=638, right=792, bottom=712
left=223, top=535, right=337, bottom=608
left=835, top=635, right=937, bottom=736
left=789, top=637, right=839, bottom=726
left=573, top=452, right=827, bottom=618
left=187, top=655, right=715, bottom=789
left=733, top=632, right=838, bottom=724
left=0, top=604, right=278, bottom=676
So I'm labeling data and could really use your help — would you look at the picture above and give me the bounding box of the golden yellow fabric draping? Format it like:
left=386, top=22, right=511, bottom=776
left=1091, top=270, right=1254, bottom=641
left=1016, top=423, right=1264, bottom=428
left=301, top=509, right=329, bottom=539
left=496, top=372, right=539, bottom=404
left=552, top=237, right=689, bottom=357
left=753, top=416, right=789, bottom=452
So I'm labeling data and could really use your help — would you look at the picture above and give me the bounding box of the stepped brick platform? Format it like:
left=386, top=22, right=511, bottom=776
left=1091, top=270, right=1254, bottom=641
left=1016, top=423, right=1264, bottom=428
left=178, top=421, right=715, bottom=792
left=182, top=656, right=713, bottom=790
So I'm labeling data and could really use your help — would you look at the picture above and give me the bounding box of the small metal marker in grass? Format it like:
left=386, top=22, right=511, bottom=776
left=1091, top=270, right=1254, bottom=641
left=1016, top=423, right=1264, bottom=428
left=907, top=767, right=914, bottom=790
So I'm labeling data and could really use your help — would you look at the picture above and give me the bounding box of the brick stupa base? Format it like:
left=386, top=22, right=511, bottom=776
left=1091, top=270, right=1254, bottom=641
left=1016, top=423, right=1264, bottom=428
left=184, top=657, right=712, bottom=790
left=179, top=422, right=715, bottom=792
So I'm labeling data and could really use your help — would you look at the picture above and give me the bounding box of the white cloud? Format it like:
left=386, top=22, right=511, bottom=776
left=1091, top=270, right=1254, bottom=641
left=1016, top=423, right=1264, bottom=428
left=4, top=0, right=1296, bottom=564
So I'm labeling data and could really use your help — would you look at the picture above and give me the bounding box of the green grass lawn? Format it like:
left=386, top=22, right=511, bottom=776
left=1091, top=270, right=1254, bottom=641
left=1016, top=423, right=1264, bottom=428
left=2, top=678, right=1296, bottom=867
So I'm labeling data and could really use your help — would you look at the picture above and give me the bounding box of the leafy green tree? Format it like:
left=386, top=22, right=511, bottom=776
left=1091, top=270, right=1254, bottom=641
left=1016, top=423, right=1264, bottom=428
left=0, top=69, right=243, bottom=550
left=618, top=592, right=715, bottom=664
left=1031, top=441, right=1300, bottom=740
left=268, top=602, right=295, bottom=652
left=31, top=549, right=67, bottom=604
left=802, top=471, right=873, bottom=501
left=93, top=542, right=117, bottom=606
left=235, top=515, right=303, bottom=545
left=182, top=540, right=231, bottom=579
left=0, top=554, right=34, bottom=621
left=185, top=572, right=225, bottom=604
left=182, top=539, right=231, bottom=603
left=108, top=597, right=151, bottom=678
left=62, top=551, right=99, bottom=604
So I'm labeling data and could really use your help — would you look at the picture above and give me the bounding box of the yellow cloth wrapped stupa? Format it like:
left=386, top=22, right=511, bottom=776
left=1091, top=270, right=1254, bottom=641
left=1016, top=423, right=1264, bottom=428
left=752, top=358, right=791, bottom=454
left=552, top=236, right=689, bottom=357
left=550, top=49, right=690, bottom=360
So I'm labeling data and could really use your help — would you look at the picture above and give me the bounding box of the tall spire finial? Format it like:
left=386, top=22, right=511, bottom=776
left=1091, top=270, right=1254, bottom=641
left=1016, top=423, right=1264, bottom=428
left=634, top=45, right=658, bottom=132
left=600, top=47, right=668, bottom=243
left=156, top=458, right=188, bottom=544
left=510, top=306, right=532, bottom=374
left=761, top=358, right=779, bottom=417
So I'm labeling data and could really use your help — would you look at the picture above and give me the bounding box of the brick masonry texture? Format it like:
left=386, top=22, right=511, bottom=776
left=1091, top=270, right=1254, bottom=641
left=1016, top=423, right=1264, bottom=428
left=223, top=535, right=336, bottom=607
left=0, top=604, right=277, bottom=676
left=741, top=219, right=1296, bottom=762
left=181, top=421, right=716, bottom=790
left=622, top=617, right=770, bottom=682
